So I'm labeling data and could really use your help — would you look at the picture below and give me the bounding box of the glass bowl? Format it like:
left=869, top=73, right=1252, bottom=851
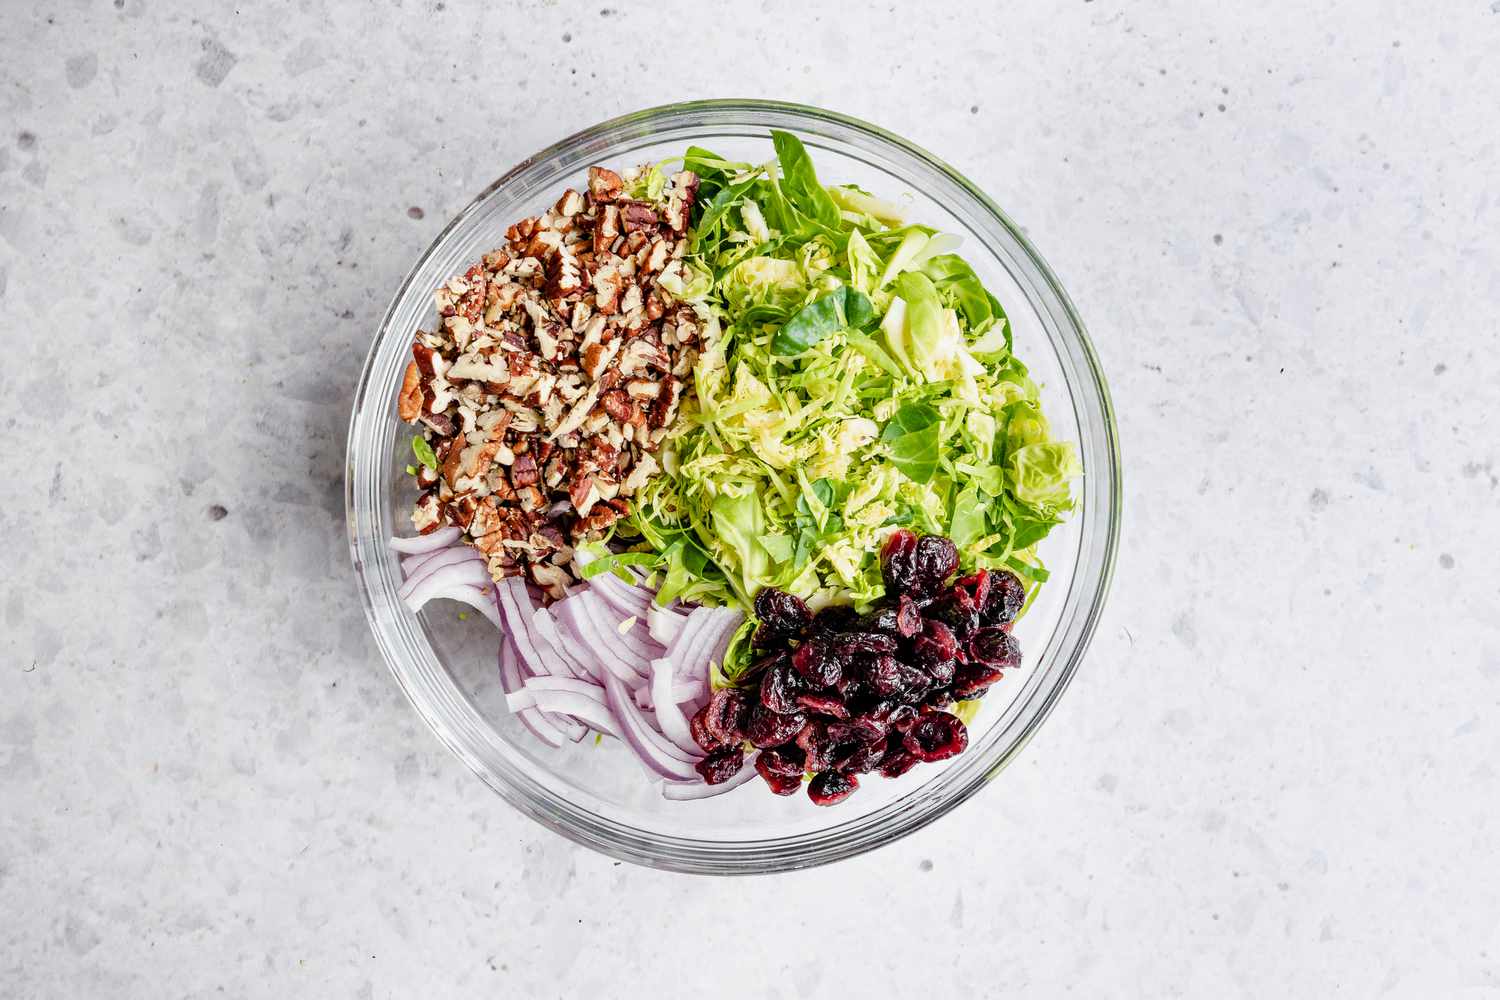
left=346, top=100, right=1120, bottom=874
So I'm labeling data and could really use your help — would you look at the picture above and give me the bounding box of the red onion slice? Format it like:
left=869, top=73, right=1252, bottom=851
left=495, top=578, right=573, bottom=678
left=651, top=653, right=702, bottom=755
left=388, top=527, right=460, bottom=554
left=527, top=688, right=620, bottom=739
left=660, top=752, right=761, bottom=800
left=552, top=594, right=648, bottom=684
left=602, top=672, right=700, bottom=780
left=400, top=557, right=490, bottom=604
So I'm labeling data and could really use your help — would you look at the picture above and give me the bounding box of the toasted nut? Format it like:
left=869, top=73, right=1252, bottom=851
left=398, top=361, right=423, bottom=421
left=588, top=166, right=624, bottom=202
left=555, top=188, right=585, bottom=217
left=619, top=200, right=658, bottom=233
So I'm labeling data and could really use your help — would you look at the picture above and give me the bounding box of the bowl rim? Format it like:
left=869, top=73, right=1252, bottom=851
left=346, top=98, right=1122, bottom=874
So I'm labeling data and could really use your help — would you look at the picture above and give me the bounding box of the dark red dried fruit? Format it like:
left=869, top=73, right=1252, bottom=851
left=879, top=745, right=920, bottom=778
left=689, top=704, right=725, bottom=753
left=702, top=688, right=750, bottom=745
left=759, top=768, right=803, bottom=795
left=744, top=706, right=808, bottom=749
left=924, top=656, right=956, bottom=686
left=795, top=692, right=850, bottom=719
left=865, top=654, right=905, bottom=697
left=904, top=710, right=968, bottom=762
left=791, top=638, right=842, bottom=688
left=952, top=663, right=1005, bottom=699
left=856, top=700, right=918, bottom=736
left=981, top=570, right=1026, bottom=626
left=969, top=626, right=1022, bottom=669
left=753, top=587, right=812, bottom=645
left=812, top=604, right=861, bottom=634
left=880, top=529, right=919, bottom=592
left=841, top=741, right=887, bottom=774
left=924, top=588, right=980, bottom=638
left=796, top=721, right=839, bottom=772
left=912, top=619, right=959, bottom=666
left=757, top=745, right=806, bottom=776
left=907, top=534, right=960, bottom=596
left=807, top=770, right=859, bottom=806
left=833, top=632, right=898, bottom=656
left=894, top=594, right=922, bottom=637
left=695, top=746, right=745, bottom=784
left=759, top=661, right=802, bottom=714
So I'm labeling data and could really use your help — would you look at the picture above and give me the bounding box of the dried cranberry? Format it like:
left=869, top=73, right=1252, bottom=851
left=744, top=707, right=808, bottom=749
left=925, top=589, right=980, bottom=638
left=865, top=654, right=905, bottom=697
left=912, top=619, right=959, bottom=665
left=981, top=570, right=1026, bottom=626
left=757, top=745, right=806, bottom=776
left=924, top=656, right=956, bottom=687
left=862, top=605, right=901, bottom=636
left=894, top=594, right=922, bottom=637
left=908, top=534, right=960, bottom=595
left=694, top=746, right=745, bottom=784
left=753, top=587, right=812, bottom=644
left=827, top=719, right=884, bottom=747
left=969, top=627, right=1022, bottom=669
left=833, top=672, right=868, bottom=703
left=924, top=688, right=956, bottom=710
left=891, top=659, right=932, bottom=698
left=807, top=770, right=859, bottom=806
left=689, top=704, right=724, bottom=752
left=880, top=529, right=920, bottom=594
left=879, top=744, right=920, bottom=778
left=795, top=721, right=838, bottom=772
left=856, top=700, right=917, bottom=736
left=791, top=638, right=842, bottom=688
left=811, top=604, right=861, bottom=634
left=759, top=661, right=802, bottom=714
left=954, top=570, right=991, bottom=611
left=833, top=632, right=897, bottom=656
left=841, top=741, right=887, bottom=774
left=759, top=769, right=803, bottom=795
left=952, top=663, right=1005, bottom=699
left=904, top=710, right=968, bottom=762
left=702, top=688, right=750, bottom=745
left=795, top=692, right=850, bottom=719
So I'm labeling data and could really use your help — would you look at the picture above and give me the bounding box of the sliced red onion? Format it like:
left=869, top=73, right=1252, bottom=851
left=400, top=555, right=490, bottom=604
left=529, top=606, right=594, bottom=681
left=651, top=653, right=702, bottom=755
left=406, top=581, right=504, bottom=628
left=526, top=688, right=621, bottom=738
left=388, top=527, right=460, bottom=554
left=498, top=640, right=570, bottom=747
left=552, top=594, right=648, bottom=684
left=400, top=543, right=481, bottom=584
left=589, top=571, right=654, bottom=619
left=602, top=672, right=700, bottom=780
left=507, top=675, right=606, bottom=713
left=495, top=577, right=574, bottom=678
left=661, top=752, right=761, bottom=800
left=646, top=604, right=690, bottom=645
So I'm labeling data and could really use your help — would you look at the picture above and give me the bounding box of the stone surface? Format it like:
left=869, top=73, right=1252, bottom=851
left=3, top=2, right=1499, bottom=997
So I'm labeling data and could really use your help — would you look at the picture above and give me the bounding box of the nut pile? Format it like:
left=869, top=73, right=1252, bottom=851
left=397, top=165, right=703, bottom=598
left=687, top=530, right=1027, bottom=805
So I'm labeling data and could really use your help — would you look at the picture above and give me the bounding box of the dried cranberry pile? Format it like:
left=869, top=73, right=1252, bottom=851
left=687, top=530, right=1027, bottom=805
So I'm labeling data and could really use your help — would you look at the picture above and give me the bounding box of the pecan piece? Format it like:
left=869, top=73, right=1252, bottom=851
left=510, top=454, right=539, bottom=488
left=600, top=389, right=632, bottom=422
left=588, top=166, right=624, bottom=202
left=397, top=361, right=423, bottom=421
left=619, top=200, right=658, bottom=233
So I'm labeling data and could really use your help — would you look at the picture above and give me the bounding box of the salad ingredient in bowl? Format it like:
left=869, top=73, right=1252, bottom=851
left=388, top=131, right=1078, bottom=806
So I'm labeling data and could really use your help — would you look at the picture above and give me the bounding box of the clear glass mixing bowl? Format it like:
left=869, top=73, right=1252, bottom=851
left=346, top=100, right=1121, bottom=874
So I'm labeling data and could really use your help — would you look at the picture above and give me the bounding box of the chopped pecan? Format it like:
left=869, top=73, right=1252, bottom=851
left=662, top=171, right=700, bottom=233
left=619, top=200, right=658, bottom=233
left=510, top=454, right=539, bottom=488
left=587, top=166, right=624, bottom=202
left=412, top=491, right=443, bottom=533
left=600, top=389, right=632, bottom=422
left=397, top=361, right=423, bottom=421
left=592, top=258, right=625, bottom=314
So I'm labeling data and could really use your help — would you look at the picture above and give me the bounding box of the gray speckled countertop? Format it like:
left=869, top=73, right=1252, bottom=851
left=4, top=2, right=1499, bottom=997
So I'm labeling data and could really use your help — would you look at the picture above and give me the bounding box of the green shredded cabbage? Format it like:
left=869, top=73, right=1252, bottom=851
left=613, top=132, right=1079, bottom=674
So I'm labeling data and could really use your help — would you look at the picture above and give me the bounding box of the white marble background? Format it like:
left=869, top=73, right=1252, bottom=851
left=4, top=1, right=1499, bottom=996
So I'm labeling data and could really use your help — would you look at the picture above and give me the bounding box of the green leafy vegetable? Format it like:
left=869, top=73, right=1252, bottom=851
left=607, top=130, right=1077, bottom=614
left=411, top=435, right=438, bottom=472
